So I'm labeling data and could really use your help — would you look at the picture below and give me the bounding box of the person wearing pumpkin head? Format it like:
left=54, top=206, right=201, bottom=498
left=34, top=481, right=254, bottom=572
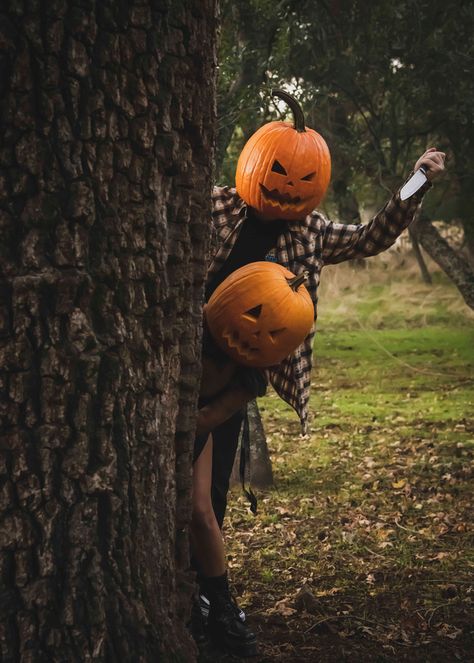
left=192, top=88, right=445, bottom=656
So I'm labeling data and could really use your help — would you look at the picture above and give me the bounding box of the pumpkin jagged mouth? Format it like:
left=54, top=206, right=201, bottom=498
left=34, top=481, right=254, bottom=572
left=222, top=330, right=259, bottom=361
left=259, top=184, right=302, bottom=206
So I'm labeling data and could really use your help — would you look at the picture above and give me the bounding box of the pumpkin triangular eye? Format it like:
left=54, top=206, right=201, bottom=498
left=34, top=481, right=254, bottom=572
left=271, top=160, right=287, bottom=175
left=242, top=304, right=263, bottom=321
left=301, top=172, right=316, bottom=181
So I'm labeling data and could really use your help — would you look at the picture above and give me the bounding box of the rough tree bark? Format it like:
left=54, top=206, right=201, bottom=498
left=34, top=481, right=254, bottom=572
left=0, top=1, right=216, bottom=661
left=412, top=215, right=474, bottom=310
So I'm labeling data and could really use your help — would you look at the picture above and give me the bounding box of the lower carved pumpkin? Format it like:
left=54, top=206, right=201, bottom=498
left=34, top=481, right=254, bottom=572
left=205, top=261, right=314, bottom=368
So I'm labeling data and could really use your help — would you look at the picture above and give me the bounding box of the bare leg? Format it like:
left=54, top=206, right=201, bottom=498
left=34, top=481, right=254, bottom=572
left=191, top=434, right=226, bottom=577
left=190, top=434, right=257, bottom=656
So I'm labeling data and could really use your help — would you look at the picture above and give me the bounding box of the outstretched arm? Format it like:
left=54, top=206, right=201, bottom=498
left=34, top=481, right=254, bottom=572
left=322, top=148, right=446, bottom=265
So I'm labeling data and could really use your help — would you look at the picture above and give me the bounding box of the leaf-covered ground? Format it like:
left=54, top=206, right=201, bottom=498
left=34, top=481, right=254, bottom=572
left=199, top=255, right=474, bottom=662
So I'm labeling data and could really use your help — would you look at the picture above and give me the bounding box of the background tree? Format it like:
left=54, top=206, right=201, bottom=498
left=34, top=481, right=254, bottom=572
left=289, top=0, right=474, bottom=307
left=217, top=0, right=474, bottom=308
left=0, top=1, right=216, bottom=661
left=216, top=0, right=297, bottom=178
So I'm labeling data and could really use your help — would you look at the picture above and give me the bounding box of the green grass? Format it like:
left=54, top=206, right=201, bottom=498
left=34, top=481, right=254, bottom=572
left=223, top=255, right=474, bottom=661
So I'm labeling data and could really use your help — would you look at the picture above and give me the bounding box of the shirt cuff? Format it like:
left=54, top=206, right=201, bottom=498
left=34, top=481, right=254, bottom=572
left=396, top=170, right=433, bottom=205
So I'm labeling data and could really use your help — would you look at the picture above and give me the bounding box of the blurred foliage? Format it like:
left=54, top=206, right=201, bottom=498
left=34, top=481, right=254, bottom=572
left=217, top=0, right=474, bottom=236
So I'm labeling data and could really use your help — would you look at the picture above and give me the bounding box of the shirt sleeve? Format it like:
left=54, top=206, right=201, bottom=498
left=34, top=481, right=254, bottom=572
left=321, top=177, right=432, bottom=265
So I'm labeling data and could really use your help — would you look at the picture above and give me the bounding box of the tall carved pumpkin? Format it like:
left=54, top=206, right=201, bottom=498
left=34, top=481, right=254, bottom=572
left=205, top=261, right=314, bottom=368
left=236, top=89, right=331, bottom=221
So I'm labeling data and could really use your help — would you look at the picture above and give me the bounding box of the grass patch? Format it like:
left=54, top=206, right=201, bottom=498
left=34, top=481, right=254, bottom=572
left=220, top=256, right=474, bottom=662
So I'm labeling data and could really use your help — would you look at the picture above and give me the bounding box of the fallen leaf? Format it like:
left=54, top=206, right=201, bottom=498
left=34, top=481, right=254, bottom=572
left=392, top=479, right=406, bottom=489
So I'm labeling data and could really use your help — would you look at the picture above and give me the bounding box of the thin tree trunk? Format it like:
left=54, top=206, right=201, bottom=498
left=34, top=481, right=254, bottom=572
left=0, top=2, right=217, bottom=661
left=412, top=216, right=474, bottom=310
left=408, top=227, right=432, bottom=284
left=334, top=178, right=361, bottom=225
left=461, top=218, right=474, bottom=268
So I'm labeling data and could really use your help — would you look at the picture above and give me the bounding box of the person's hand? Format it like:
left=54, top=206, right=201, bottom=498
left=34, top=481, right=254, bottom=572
left=414, top=147, right=446, bottom=181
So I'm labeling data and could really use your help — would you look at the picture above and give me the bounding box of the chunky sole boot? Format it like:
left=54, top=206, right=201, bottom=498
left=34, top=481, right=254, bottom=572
left=207, top=597, right=257, bottom=658
left=200, top=592, right=246, bottom=622
left=188, top=594, right=208, bottom=646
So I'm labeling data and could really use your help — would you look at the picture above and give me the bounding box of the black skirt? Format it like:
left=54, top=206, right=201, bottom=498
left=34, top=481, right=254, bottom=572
left=193, top=360, right=267, bottom=464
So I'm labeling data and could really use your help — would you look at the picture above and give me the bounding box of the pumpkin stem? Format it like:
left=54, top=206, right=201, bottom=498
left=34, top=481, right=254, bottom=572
left=287, top=271, right=308, bottom=290
left=271, top=88, right=306, bottom=133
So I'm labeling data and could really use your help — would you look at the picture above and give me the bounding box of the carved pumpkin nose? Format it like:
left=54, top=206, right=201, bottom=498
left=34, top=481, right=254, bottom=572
left=287, top=180, right=294, bottom=186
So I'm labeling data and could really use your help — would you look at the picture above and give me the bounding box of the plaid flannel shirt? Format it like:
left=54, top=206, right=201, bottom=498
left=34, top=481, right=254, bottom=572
left=207, top=178, right=431, bottom=432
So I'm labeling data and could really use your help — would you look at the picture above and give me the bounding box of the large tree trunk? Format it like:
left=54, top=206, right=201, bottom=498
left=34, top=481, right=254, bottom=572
left=412, top=216, right=474, bottom=310
left=0, top=2, right=216, bottom=661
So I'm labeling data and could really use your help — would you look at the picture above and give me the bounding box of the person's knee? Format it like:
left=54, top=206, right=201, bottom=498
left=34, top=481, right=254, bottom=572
left=192, top=500, right=218, bottom=533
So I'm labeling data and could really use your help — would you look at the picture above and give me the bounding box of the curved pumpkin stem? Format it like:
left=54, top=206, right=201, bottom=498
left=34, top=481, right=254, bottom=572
left=287, top=271, right=308, bottom=290
left=271, top=88, right=306, bottom=133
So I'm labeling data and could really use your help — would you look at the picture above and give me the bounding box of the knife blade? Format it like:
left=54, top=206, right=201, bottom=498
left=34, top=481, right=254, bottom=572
left=400, top=165, right=429, bottom=201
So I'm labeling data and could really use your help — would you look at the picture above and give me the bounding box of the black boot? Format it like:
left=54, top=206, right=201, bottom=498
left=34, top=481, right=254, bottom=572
left=202, top=573, right=257, bottom=658
left=188, top=592, right=208, bottom=645
left=199, top=590, right=246, bottom=622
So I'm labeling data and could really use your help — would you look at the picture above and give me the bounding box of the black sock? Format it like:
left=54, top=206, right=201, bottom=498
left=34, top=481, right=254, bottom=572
left=200, top=572, right=229, bottom=600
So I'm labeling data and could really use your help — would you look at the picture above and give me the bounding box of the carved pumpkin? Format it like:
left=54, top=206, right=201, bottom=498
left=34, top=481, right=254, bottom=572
left=205, top=261, right=314, bottom=368
left=236, top=89, right=331, bottom=221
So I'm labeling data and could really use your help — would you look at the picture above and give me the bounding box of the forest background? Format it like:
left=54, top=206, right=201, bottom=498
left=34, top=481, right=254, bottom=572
left=216, top=0, right=474, bottom=308
left=209, top=1, right=474, bottom=661
left=0, top=1, right=472, bottom=661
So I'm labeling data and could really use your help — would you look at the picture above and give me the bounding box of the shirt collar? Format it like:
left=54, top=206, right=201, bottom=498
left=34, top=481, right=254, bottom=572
left=231, top=194, right=247, bottom=219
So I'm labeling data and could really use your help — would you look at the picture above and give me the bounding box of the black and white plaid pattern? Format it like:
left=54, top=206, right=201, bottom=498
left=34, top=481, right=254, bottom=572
left=208, top=179, right=430, bottom=432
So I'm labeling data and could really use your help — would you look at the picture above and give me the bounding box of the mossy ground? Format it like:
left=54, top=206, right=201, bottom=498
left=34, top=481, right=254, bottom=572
left=200, top=253, right=474, bottom=662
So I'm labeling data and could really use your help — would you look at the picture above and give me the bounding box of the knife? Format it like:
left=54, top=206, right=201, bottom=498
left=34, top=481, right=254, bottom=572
left=400, top=165, right=429, bottom=201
